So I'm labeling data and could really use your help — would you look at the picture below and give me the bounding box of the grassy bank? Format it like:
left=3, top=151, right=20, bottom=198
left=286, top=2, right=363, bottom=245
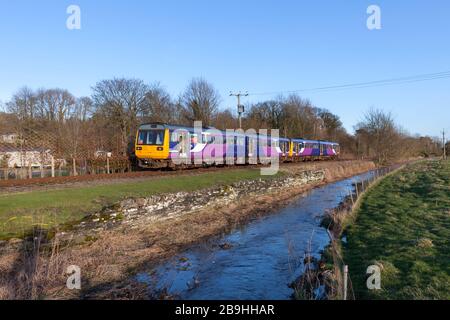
left=344, top=160, right=450, bottom=299
left=0, top=169, right=271, bottom=240
left=0, top=160, right=376, bottom=299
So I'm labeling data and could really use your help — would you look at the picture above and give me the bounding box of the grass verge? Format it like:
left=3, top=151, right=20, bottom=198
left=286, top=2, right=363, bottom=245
left=344, top=160, right=450, bottom=299
left=0, top=169, right=273, bottom=240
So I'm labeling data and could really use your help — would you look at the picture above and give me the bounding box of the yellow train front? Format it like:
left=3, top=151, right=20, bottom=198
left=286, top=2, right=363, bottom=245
left=135, top=123, right=172, bottom=168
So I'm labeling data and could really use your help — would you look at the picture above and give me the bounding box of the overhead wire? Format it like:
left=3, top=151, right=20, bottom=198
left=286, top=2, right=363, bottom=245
left=248, top=70, right=450, bottom=96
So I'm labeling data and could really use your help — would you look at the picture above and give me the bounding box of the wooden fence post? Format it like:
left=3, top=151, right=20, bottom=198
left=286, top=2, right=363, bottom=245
left=51, top=156, right=55, bottom=178
left=72, top=158, right=78, bottom=176
left=28, top=164, right=32, bottom=179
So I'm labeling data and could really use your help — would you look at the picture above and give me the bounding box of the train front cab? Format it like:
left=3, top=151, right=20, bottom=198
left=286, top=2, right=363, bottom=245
left=135, top=124, right=170, bottom=168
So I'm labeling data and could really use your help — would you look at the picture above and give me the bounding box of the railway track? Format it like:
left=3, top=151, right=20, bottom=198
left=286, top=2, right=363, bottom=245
left=0, top=163, right=273, bottom=190
left=0, top=160, right=350, bottom=193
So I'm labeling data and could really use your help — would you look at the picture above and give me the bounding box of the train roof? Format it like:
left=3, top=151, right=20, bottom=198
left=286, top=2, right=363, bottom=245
left=291, top=138, right=319, bottom=143
left=138, top=123, right=338, bottom=144
left=319, top=140, right=340, bottom=145
left=291, top=138, right=339, bottom=145
left=139, top=123, right=210, bottom=132
left=140, top=123, right=287, bottom=138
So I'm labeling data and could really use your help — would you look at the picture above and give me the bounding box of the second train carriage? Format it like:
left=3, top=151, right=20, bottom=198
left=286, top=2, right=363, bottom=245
left=135, top=123, right=340, bottom=169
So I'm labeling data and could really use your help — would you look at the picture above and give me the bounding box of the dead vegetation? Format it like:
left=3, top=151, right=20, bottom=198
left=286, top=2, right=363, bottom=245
left=0, top=160, right=375, bottom=300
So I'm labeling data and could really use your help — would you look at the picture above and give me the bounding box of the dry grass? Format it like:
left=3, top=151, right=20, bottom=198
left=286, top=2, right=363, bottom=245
left=0, top=160, right=376, bottom=300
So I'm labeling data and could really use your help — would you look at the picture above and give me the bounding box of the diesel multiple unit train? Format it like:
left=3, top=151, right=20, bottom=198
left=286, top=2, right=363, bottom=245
left=135, top=123, right=340, bottom=169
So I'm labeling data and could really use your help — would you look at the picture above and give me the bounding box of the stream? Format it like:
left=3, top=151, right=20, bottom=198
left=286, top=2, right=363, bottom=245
left=136, top=169, right=386, bottom=300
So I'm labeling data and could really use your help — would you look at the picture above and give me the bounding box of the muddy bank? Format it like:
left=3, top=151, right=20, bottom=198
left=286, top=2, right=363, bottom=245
left=290, top=164, right=404, bottom=300
left=0, top=160, right=374, bottom=299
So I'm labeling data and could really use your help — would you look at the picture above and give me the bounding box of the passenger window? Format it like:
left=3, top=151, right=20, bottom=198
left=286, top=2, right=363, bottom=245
left=259, top=138, right=265, bottom=147
left=249, top=139, right=254, bottom=152
left=171, top=132, right=179, bottom=142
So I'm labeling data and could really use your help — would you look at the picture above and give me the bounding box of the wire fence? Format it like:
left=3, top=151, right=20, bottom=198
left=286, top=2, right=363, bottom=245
left=0, top=121, right=133, bottom=181
left=322, top=164, right=399, bottom=300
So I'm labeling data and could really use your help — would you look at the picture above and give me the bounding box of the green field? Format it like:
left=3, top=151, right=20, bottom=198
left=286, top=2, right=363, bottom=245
left=0, top=169, right=271, bottom=240
left=344, top=160, right=450, bottom=300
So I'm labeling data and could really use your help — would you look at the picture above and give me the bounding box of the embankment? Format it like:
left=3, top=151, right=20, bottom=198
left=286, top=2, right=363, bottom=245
left=344, top=160, right=450, bottom=300
left=303, top=159, right=449, bottom=300
left=0, top=160, right=375, bottom=299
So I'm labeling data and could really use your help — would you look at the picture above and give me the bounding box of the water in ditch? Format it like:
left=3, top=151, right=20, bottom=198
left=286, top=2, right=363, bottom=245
left=137, top=168, right=389, bottom=300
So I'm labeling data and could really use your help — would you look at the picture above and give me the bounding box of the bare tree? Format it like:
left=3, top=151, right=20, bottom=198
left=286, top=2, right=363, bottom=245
left=247, top=100, right=283, bottom=129
left=74, top=97, right=93, bottom=121
left=180, top=78, right=221, bottom=126
left=317, top=108, right=343, bottom=141
left=6, top=87, right=37, bottom=120
left=35, top=88, right=76, bottom=122
left=355, top=108, right=399, bottom=164
left=91, top=78, right=149, bottom=154
left=212, top=109, right=237, bottom=130
left=279, top=95, right=319, bottom=138
left=141, top=83, right=176, bottom=123
left=244, top=94, right=340, bottom=140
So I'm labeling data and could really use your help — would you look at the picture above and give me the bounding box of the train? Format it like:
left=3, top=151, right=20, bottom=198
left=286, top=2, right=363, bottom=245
left=134, top=123, right=340, bottom=169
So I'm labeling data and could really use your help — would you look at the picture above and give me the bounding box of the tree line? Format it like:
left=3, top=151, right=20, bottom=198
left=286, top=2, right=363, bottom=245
left=0, top=77, right=444, bottom=165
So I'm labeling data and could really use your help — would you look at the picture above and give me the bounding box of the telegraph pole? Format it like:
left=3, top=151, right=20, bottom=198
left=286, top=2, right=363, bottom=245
left=230, top=91, right=248, bottom=129
left=443, top=129, right=447, bottom=160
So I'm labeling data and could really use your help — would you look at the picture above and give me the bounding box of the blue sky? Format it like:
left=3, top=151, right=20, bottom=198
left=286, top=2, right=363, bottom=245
left=0, top=0, right=449, bottom=136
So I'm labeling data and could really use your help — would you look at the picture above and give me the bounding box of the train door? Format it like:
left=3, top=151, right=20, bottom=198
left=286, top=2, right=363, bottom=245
left=281, top=140, right=289, bottom=162
left=313, top=143, right=321, bottom=157
left=246, top=136, right=257, bottom=164
left=281, top=141, right=288, bottom=156
left=259, top=135, right=270, bottom=164
left=236, top=135, right=246, bottom=165
left=176, top=130, right=190, bottom=159
left=293, top=142, right=299, bottom=160
left=289, top=141, right=294, bottom=158
left=298, top=142, right=305, bottom=157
